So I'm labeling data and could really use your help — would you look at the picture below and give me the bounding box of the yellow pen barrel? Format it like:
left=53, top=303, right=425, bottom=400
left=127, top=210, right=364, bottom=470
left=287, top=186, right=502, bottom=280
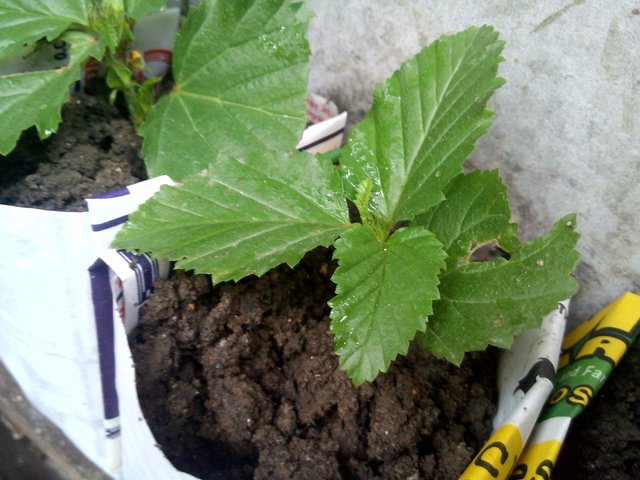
left=460, top=378, right=553, bottom=480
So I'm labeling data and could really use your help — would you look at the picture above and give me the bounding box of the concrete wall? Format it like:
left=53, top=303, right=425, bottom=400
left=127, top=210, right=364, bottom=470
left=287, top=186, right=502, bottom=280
left=307, top=0, right=640, bottom=323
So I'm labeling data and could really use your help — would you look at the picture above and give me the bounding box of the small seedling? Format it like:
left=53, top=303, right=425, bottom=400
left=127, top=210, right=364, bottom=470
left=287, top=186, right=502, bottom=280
left=113, top=1, right=580, bottom=385
left=0, top=0, right=168, bottom=154
left=0, top=0, right=579, bottom=386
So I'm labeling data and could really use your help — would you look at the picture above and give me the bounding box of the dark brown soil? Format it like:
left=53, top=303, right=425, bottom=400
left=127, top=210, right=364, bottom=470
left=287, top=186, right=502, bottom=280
left=2, top=90, right=639, bottom=480
left=132, top=252, right=498, bottom=480
left=0, top=94, right=145, bottom=211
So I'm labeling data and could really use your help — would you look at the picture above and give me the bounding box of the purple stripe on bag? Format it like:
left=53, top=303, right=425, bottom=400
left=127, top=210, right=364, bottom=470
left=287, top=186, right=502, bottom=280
left=89, top=259, right=119, bottom=421
left=91, top=214, right=129, bottom=232
left=116, top=250, right=156, bottom=306
left=138, top=254, right=154, bottom=303
left=90, top=186, right=131, bottom=199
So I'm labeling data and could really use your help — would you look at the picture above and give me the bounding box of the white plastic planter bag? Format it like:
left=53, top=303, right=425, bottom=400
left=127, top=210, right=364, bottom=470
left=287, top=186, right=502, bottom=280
left=0, top=1, right=352, bottom=477
left=0, top=176, right=198, bottom=479
left=0, top=186, right=576, bottom=480
left=0, top=107, right=347, bottom=479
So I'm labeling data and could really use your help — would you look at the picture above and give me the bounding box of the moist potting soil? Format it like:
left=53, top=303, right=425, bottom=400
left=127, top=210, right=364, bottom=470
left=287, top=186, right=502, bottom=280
left=2, top=91, right=639, bottom=480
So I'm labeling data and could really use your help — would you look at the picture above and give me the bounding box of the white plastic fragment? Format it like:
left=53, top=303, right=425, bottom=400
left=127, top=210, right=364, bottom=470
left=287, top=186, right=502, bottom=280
left=297, top=111, right=348, bottom=154
left=0, top=40, right=72, bottom=76
left=132, top=8, right=181, bottom=81
left=493, top=301, right=569, bottom=429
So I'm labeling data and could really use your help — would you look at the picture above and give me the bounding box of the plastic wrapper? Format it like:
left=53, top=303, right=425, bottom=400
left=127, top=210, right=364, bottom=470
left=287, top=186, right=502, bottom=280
left=306, top=92, right=340, bottom=123
left=298, top=110, right=347, bottom=154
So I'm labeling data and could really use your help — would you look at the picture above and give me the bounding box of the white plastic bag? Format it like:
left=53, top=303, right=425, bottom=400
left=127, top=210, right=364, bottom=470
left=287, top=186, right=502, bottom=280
left=0, top=106, right=347, bottom=479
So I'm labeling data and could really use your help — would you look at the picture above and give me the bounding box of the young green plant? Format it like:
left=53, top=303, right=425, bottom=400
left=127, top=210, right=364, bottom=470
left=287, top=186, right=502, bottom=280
left=113, top=3, right=580, bottom=386
left=0, top=0, right=168, bottom=154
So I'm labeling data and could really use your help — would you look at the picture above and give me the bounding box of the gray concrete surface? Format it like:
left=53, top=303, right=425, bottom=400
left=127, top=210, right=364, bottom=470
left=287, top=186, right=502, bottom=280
left=307, top=0, right=640, bottom=323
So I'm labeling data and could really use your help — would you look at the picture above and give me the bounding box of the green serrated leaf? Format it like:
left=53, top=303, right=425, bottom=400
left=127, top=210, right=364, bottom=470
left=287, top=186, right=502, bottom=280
left=0, top=30, right=102, bottom=155
left=0, top=0, right=91, bottom=60
left=416, top=214, right=580, bottom=364
left=329, top=224, right=446, bottom=386
left=340, top=25, right=505, bottom=227
left=415, top=170, right=519, bottom=269
left=89, top=0, right=128, bottom=53
left=141, top=0, right=312, bottom=180
left=353, top=178, right=387, bottom=240
left=113, top=150, right=350, bottom=282
left=102, top=20, right=120, bottom=52
left=125, top=0, right=165, bottom=21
